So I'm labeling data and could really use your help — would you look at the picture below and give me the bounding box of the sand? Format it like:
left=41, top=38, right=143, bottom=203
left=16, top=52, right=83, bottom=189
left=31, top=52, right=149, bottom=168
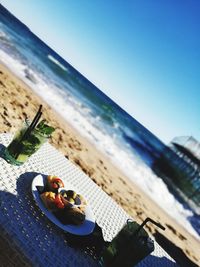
left=0, top=62, right=199, bottom=266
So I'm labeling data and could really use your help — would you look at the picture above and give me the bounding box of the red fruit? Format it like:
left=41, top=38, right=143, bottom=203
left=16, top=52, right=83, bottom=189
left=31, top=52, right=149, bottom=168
left=54, top=194, right=65, bottom=209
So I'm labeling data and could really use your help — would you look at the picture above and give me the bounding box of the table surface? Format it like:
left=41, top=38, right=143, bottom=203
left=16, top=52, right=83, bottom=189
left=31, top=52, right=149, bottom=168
left=0, top=133, right=178, bottom=267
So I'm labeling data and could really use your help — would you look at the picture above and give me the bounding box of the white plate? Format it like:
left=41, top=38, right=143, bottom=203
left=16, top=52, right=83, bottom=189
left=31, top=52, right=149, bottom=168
left=31, top=174, right=95, bottom=235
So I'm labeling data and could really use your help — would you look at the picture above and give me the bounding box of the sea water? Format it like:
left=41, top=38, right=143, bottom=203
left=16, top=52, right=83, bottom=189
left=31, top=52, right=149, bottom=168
left=0, top=5, right=199, bottom=239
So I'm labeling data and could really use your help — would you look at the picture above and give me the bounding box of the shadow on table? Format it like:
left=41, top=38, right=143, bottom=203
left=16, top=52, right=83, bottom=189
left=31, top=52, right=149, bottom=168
left=2, top=171, right=195, bottom=266
left=17, top=173, right=112, bottom=262
left=0, top=171, right=105, bottom=264
left=0, top=171, right=42, bottom=266
left=142, top=255, right=178, bottom=266
left=0, top=143, right=6, bottom=158
left=0, top=171, right=46, bottom=217
left=17, top=171, right=43, bottom=194
left=154, top=231, right=198, bottom=267
left=0, top=171, right=45, bottom=207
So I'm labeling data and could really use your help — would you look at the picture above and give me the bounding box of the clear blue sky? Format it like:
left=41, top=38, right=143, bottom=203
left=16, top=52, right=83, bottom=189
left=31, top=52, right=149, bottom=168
left=1, top=0, right=200, bottom=144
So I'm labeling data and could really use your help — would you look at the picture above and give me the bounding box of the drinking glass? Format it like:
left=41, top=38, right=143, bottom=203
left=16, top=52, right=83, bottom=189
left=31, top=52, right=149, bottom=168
left=4, top=119, right=52, bottom=165
left=101, top=218, right=164, bottom=267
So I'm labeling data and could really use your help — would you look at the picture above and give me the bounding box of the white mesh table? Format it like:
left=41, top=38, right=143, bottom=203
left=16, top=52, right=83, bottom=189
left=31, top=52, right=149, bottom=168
left=0, top=133, right=178, bottom=267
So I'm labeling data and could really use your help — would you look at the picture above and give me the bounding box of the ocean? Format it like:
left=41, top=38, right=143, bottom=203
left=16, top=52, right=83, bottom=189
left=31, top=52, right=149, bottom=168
left=0, top=5, right=199, bottom=239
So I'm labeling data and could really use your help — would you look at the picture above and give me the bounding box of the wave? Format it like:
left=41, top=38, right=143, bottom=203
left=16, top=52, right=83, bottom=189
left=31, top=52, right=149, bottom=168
left=24, top=68, right=38, bottom=84
left=0, top=29, right=9, bottom=41
left=122, top=132, right=161, bottom=165
left=47, top=54, right=68, bottom=72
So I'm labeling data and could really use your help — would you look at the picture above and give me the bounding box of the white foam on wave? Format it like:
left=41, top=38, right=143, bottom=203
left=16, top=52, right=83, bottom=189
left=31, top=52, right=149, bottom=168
left=47, top=54, right=68, bottom=72
left=0, top=29, right=9, bottom=40
left=0, top=49, right=25, bottom=77
left=0, top=48, right=199, bottom=239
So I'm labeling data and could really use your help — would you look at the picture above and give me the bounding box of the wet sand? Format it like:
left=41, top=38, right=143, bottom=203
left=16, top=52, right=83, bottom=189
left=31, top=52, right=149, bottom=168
left=0, top=63, right=199, bottom=266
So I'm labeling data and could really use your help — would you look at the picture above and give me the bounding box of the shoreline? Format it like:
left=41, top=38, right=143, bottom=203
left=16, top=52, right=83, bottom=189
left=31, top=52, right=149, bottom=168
left=0, top=62, right=199, bottom=265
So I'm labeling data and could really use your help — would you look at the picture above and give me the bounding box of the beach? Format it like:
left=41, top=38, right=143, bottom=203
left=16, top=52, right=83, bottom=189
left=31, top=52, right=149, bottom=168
left=0, top=62, right=199, bottom=266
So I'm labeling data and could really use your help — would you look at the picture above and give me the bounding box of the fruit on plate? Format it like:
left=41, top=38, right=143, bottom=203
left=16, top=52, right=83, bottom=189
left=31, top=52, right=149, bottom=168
left=46, top=175, right=64, bottom=193
left=53, top=206, right=86, bottom=225
left=40, top=191, right=65, bottom=210
left=39, top=177, right=87, bottom=226
left=76, top=194, right=87, bottom=206
left=54, top=193, right=65, bottom=209
left=40, top=191, right=56, bottom=211
left=67, top=207, right=86, bottom=225
left=60, top=190, right=87, bottom=208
